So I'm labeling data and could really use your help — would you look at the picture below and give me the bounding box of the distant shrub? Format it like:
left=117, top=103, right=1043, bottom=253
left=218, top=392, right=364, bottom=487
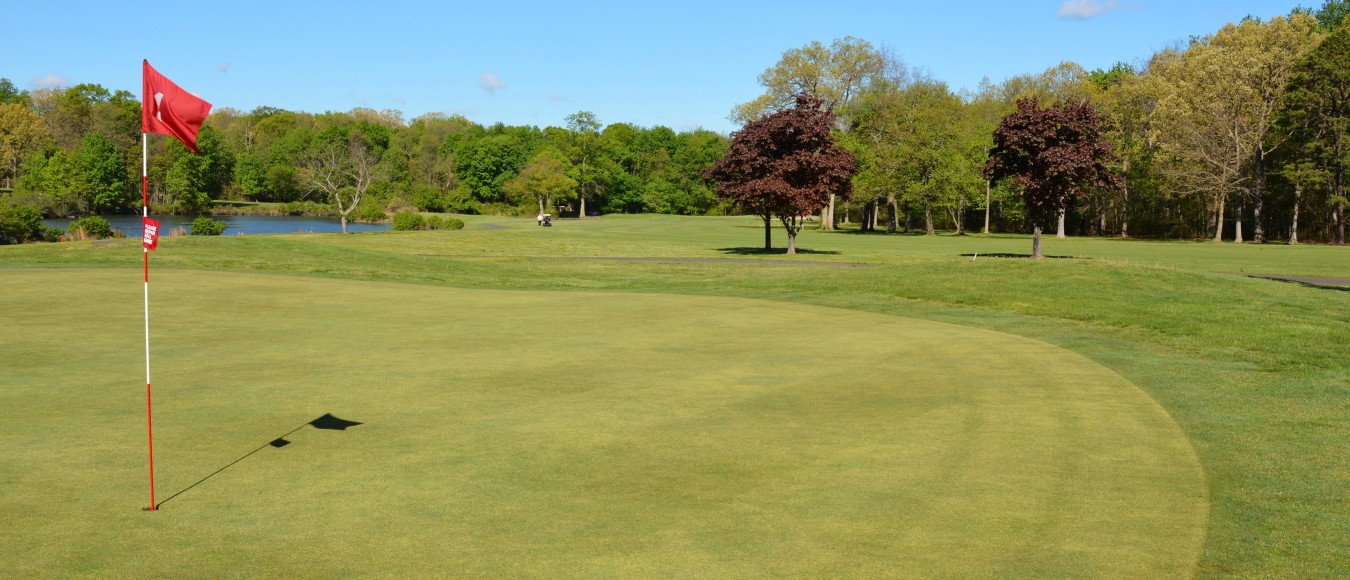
left=65, top=215, right=114, bottom=240
left=189, top=217, right=227, bottom=235
left=392, top=211, right=425, bottom=231
left=440, top=215, right=472, bottom=229
left=444, top=188, right=480, bottom=215
left=412, top=184, right=445, bottom=212
left=280, top=201, right=334, bottom=216
left=0, top=203, right=45, bottom=244
left=355, top=204, right=387, bottom=223
left=424, top=215, right=465, bottom=231
left=6, top=188, right=74, bottom=218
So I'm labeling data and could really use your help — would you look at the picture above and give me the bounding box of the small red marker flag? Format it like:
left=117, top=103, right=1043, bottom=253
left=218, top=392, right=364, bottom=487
left=142, top=60, right=212, bottom=153
left=142, top=218, right=160, bottom=251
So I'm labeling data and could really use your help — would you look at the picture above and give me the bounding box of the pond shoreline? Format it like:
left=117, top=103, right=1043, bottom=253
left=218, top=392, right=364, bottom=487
left=42, top=215, right=392, bottom=236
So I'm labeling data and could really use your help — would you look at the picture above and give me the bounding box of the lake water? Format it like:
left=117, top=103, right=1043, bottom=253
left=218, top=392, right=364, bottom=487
left=43, top=215, right=391, bottom=236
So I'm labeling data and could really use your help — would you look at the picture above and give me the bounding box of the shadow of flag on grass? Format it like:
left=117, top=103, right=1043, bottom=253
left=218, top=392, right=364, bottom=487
left=270, top=414, right=362, bottom=447
left=155, top=413, right=362, bottom=509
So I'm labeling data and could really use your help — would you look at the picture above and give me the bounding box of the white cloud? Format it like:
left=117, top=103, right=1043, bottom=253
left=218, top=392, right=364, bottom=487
left=1058, top=0, right=1126, bottom=20
left=217, top=62, right=231, bottom=73
left=549, top=94, right=572, bottom=103
left=30, top=74, right=70, bottom=89
left=479, top=72, right=505, bottom=93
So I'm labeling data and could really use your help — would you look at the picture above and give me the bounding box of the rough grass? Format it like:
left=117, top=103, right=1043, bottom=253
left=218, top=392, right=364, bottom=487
left=1, top=214, right=1348, bottom=576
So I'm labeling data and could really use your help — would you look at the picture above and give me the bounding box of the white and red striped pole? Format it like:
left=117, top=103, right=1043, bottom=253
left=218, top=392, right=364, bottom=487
left=142, top=132, right=157, bottom=511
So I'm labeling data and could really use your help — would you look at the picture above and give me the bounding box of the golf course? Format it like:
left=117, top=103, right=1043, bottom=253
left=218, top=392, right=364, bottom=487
left=1, top=214, right=1347, bottom=577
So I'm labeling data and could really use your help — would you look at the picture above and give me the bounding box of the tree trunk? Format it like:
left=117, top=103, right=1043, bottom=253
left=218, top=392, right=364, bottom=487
left=956, top=196, right=966, bottom=235
left=762, top=215, right=773, bottom=250
left=1056, top=208, right=1066, bottom=239
left=786, top=231, right=797, bottom=255
left=831, top=194, right=839, bottom=230
left=1098, top=200, right=1106, bottom=236
left=1337, top=132, right=1346, bottom=245
left=340, top=214, right=348, bottom=234
left=1289, top=184, right=1301, bottom=245
left=983, top=180, right=991, bottom=234
left=1253, top=149, right=1265, bottom=243
left=1212, top=196, right=1225, bottom=243
left=1234, top=196, right=1244, bottom=244
left=1205, top=204, right=1215, bottom=239
left=820, top=194, right=836, bottom=231
left=1032, top=225, right=1043, bottom=259
left=1337, top=200, right=1346, bottom=245
left=924, top=200, right=935, bottom=235
left=886, top=193, right=898, bottom=234
left=577, top=155, right=587, bottom=218
left=1121, top=172, right=1129, bottom=238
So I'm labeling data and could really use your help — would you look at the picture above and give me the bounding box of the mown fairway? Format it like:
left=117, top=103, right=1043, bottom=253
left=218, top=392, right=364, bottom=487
left=1, top=214, right=1348, bottom=576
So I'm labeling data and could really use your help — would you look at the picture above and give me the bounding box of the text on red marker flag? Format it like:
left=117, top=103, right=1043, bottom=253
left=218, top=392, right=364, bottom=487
left=143, top=218, right=160, bottom=250
left=142, top=60, right=212, bottom=154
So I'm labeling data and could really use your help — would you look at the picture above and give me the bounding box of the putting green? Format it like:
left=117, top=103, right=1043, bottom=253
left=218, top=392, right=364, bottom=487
left=0, top=269, right=1206, bottom=577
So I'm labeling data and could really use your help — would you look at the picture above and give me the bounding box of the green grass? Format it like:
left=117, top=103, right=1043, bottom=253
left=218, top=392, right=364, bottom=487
left=1, top=214, right=1348, bottom=576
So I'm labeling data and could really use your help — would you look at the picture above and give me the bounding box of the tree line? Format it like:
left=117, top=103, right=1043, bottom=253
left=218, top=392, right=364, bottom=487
left=0, top=81, right=729, bottom=223
left=734, top=2, right=1350, bottom=244
left=3, top=1, right=1350, bottom=244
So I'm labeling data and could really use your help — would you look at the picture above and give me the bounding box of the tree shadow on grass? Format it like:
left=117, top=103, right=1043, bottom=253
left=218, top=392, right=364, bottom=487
left=834, top=229, right=938, bottom=236
left=959, top=253, right=1088, bottom=260
left=152, top=413, right=361, bottom=510
left=717, top=247, right=841, bottom=256
left=1244, top=274, right=1350, bottom=292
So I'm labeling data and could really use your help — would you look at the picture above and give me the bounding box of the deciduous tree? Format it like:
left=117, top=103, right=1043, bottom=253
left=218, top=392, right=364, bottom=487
left=1280, top=23, right=1350, bottom=244
left=1091, top=62, right=1149, bottom=238
left=705, top=94, right=855, bottom=255
left=733, top=37, right=883, bottom=230
left=985, top=97, right=1119, bottom=258
left=300, top=132, right=383, bottom=233
left=1146, top=14, right=1321, bottom=242
left=74, top=134, right=130, bottom=214
left=505, top=149, right=576, bottom=217
left=850, top=80, right=966, bottom=234
left=564, top=112, right=602, bottom=218
left=0, top=103, right=50, bottom=189
left=0, top=78, right=26, bottom=106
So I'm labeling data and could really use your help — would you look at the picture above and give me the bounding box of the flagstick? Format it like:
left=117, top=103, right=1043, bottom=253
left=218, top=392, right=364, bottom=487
left=143, top=132, right=157, bottom=512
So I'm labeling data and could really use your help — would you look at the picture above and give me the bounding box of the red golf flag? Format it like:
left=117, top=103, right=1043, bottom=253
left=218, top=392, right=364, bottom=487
left=142, top=60, right=212, bottom=153
left=142, top=218, right=160, bottom=251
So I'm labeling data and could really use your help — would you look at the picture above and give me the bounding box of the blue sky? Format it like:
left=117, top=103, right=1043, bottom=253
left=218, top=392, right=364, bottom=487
left=4, top=0, right=1306, bottom=134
